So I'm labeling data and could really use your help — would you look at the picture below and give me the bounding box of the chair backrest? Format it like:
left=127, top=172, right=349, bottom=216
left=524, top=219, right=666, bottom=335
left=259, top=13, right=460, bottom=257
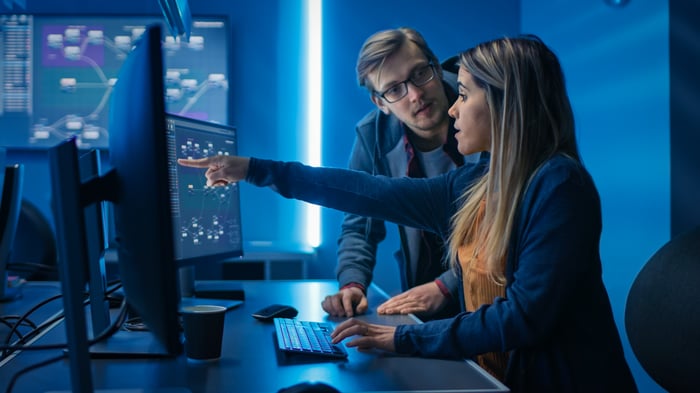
left=11, top=199, right=58, bottom=281
left=625, top=225, right=700, bottom=393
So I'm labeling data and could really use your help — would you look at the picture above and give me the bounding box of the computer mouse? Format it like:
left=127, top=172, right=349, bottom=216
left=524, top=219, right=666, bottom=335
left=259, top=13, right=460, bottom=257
left=277, top=381, right=340, bottom=393
left=251, top=304, right=299, bottom=322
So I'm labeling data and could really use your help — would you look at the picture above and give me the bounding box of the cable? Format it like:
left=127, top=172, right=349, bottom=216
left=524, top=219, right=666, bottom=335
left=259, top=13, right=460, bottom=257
left=1, top=280, right=128, bottom=391
left=3, top=298, right=128, bottom=393
left=1, top=296, right=127, bottom=354
left=3, top=280, right=122, bottom=350
left=1, top=310, right=65, bottom=358
left=4, top=353, right=67, bottom=393
left=0, top=316, right=37, bottom=342
left=0, top=318, right=22, bottom=338
left=1, top=281, right=123, bottom=358
left=0, top=316, right=37, bottom=330
left=1, top=293, right=63, bottom=357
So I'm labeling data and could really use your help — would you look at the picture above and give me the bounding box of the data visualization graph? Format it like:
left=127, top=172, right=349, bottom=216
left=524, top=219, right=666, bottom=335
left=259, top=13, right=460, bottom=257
left=0, top=14, right=229, bottom=149
left=166, top=114, right=243, bottom=263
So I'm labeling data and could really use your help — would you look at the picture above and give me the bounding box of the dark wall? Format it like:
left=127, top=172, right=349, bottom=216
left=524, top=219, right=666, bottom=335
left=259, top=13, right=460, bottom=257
left=670, top=0, right=700, bottom=236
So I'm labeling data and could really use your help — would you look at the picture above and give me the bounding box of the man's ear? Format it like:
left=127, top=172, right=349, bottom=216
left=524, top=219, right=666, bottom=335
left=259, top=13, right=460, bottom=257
left=371, top=94, right=391, bottom=115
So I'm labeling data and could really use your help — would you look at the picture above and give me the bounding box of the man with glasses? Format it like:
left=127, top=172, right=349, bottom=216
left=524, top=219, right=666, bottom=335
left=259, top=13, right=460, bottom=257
left=321, top=27, right=481, bottom=319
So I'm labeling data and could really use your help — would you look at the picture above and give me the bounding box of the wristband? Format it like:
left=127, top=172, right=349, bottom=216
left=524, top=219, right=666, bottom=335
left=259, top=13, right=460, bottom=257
left=340, top=282, right=366, bottom=294
left=434, top=279, right=452, bottom=299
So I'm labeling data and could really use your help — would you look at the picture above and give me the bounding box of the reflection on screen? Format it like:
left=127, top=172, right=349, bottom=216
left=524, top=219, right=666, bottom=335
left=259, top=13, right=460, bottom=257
left=0, top=14, right=229, bottom=149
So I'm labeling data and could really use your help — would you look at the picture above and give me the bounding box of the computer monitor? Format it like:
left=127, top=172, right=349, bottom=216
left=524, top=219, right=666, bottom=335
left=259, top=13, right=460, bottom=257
left=78, top=149, right=111, bottom=337
left=166, top=113, right=243, bottom=264
left=0, top=165, right=24, bottom=302
left=49, top=24, right=182, bottom=393
left=165, top=113, right=244, bottom=304
left=0, top=13, right=229, bottom=150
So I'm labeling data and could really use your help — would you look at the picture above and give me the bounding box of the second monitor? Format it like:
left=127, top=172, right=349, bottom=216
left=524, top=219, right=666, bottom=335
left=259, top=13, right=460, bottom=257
left=165, top=114, right=245, bottom=302
left=166, top=113, right=243, bottom=264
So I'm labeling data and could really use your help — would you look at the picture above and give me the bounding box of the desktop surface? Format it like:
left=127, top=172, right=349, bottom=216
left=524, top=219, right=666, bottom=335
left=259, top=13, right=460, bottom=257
left=0, top=280, right=509, bottom=393
left=0, top=282, right=63, bottom=368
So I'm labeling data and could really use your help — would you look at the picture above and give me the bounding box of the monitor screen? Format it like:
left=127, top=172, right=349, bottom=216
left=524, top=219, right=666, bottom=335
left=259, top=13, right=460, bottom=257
left=166, top=113, right=243, bottom=265
left=0, top=13, right=229, bottom=149
left=49, top=24, right=181, bottom=391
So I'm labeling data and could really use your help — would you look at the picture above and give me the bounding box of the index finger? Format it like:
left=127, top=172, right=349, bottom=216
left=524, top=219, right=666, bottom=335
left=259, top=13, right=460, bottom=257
left=341, top=294, right=355, bottom=317
left=177, top=157, right=212, bottom=168
left=331, top=318, right=360, bottom=338
left=331, top=318, right=364, bottom=342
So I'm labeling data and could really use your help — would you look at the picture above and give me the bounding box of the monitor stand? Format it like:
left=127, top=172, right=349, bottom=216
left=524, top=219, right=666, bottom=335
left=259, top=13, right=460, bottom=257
left=194, top=280, right=245, bottom=300
left=86, top=307, right=173, bottom=359
left=88, top=333, right=170, bottom=358
left=178, top=266, right=244, bottom=311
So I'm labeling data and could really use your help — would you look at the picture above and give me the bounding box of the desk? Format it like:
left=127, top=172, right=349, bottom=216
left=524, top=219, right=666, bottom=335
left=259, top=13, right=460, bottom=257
left=0, top=280, right=509, bottom=392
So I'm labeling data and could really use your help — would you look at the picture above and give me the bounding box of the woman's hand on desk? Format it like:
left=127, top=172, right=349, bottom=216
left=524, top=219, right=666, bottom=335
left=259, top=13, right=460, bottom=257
left=177, top=155, right=250, bottom=187
left=377, top=281, right=448, bottom=318
left=331, top=318, right=396, bottom=352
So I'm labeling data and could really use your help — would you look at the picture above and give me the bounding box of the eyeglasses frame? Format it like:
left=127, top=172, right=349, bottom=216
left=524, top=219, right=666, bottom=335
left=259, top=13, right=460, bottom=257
left=374, top=63, right=436, bottom=103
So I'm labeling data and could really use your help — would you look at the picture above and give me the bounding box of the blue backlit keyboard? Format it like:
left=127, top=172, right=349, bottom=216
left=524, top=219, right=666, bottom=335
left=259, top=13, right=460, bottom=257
left=274, top=318, right=348, bottom=359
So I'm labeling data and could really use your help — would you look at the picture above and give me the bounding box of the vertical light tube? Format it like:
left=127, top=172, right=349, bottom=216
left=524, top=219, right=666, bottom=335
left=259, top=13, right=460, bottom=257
left=304, top=0, right=322, bottom=247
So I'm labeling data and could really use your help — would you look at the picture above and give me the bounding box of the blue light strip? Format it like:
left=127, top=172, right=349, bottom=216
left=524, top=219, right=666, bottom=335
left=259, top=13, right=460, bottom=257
left=305, top=0, right=322, bottom=247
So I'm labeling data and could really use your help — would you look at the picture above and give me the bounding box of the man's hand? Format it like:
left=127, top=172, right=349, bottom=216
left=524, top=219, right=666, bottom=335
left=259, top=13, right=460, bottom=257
left=321, top=287, right=368, bottom=317
left=331, top=318, right=396, bottom=352
left=377, top=281, right=448, bottom=317
left=177, top=155, right=250, bottom=187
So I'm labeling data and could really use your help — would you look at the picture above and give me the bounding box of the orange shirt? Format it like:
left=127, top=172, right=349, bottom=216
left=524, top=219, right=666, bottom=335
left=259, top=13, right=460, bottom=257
left=457, top=200, right=509, bottom=381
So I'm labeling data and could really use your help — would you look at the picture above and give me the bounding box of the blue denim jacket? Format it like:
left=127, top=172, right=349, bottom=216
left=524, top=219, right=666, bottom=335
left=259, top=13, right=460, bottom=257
left=247, top=154, right=637, bottom=392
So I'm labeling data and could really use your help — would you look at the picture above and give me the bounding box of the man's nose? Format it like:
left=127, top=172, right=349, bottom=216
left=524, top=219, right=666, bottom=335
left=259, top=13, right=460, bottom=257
left=406, top=81, right=425, bottom=101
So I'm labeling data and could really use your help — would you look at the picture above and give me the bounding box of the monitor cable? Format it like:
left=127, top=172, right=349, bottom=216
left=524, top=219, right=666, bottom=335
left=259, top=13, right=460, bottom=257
left=1, top=281, right=123, bottom=359
left=0, top=315, right=37, bottom=343
left=1, top=292, right=62, bottom=359
left=3, top=297, right=129, bottom=393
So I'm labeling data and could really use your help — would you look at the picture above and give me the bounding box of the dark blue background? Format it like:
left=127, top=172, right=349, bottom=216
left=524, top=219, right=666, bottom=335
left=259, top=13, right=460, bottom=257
left=2, top=1, right=696, bottom=392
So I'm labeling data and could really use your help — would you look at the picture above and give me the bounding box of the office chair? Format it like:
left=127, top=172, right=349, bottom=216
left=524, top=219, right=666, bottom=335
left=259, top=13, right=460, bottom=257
left=10, top=199, right=58, bottom=281
left=625, top=225, right=700, bottom=393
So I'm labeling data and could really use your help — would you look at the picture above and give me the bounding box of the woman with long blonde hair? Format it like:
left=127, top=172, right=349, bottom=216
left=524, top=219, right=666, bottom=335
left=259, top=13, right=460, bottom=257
left=179, top=36, right=637, bottom=392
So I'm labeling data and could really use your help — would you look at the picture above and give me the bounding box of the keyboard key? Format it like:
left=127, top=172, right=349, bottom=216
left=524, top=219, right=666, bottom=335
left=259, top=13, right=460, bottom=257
left=274, top=318, right=348, bottom=359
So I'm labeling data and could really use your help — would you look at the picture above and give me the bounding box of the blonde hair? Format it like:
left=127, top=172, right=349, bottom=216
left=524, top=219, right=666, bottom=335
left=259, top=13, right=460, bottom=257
left=356, top=27, right=441, bottom=92
left=447, top=36, right=579, bottom=284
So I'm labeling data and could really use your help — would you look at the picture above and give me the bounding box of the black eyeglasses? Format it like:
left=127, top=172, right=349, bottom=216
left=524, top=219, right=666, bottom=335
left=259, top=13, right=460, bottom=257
left=374, top=63, right=436, bottom=103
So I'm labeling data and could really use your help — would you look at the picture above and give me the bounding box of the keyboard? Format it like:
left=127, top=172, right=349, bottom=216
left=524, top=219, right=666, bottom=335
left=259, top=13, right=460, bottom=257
left=274, top=318, right=348, bottom=359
